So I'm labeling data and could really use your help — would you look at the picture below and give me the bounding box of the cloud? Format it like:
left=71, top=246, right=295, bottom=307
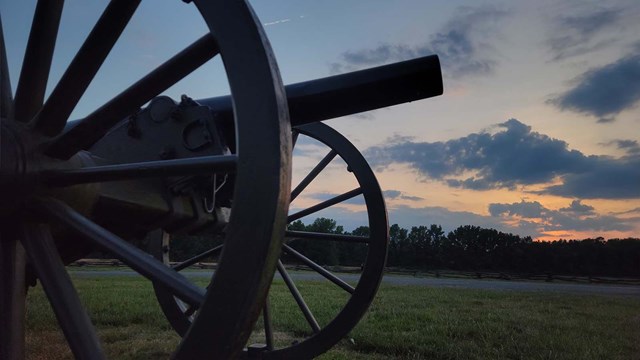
left=612, top=207, right=640, bottom=215
left=367, top=119, right=586, bottom=188
left=559, top=200, right=595, bottom=215
left=383, top=190, right=424, bottom=201
left=541, top=155, right=640, bottom=199
left=365, top=119, right=640, bottom=199
left=348, top=111, right=376, bottom=121
left=388, top=204, right=528, bottom=236
left=489, top=200, right=546, bottom=218
left=547, top=8, right=622, bottom=61
left=490, top=200, right=633, bottom=233
left=615, top=140, right=640, bottom=154
left=291, top=203, right=535, bottom=237
left=383, top=190, right=402, bottom=198
left=549, top=53, right=640, bottom=122
left=263, top=18, right=291, bottom=26
left=601, top=139, right=640, bottom=155
left=292, top=134, right=325, bottom=157
left=330, top=5, right=509, bottom=78
left=291, top=199, right=638, bottom=240
left=341, top=44, right=417, bottom=67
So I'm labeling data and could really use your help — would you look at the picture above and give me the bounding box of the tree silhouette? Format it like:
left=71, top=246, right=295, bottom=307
left=139, top=217, right=639, bottom=277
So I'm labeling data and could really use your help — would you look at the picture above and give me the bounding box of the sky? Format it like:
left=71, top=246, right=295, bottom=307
left=1, top=0, right=639, bottom=240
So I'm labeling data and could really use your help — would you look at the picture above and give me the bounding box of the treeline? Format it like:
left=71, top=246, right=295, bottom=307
left=90, top=217, right=639, bottom=278
left=286, top=218, right=640, bottom=278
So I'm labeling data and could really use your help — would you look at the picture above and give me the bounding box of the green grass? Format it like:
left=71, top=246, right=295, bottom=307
left=25, top=275, right=640, bottom=359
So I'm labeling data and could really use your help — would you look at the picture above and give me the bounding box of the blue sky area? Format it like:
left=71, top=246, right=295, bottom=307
left=1, top=1, right=639, bottom=240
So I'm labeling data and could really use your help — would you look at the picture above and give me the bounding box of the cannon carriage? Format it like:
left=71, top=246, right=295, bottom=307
left=0, top=1, right=442, bottom=358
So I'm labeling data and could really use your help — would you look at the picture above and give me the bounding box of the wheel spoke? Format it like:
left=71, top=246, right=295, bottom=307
left=20, top=223, right=106, bottom=360
left=290, top=150, right=337, bottom=202
left=0, top=227, right=26, bottom=360
left=43, top=155, right=237, bottom=186
left=13, top=0, right=64, bottom=123
left=173, top=244, right=223, bottom=271
left=46, top=34, right=219, bottom=159
left=277, top=260, right=320, bottom=333
left=288, top=187, right=362, bottom=223
left=0, top=14, right=13, bottom=120
left=38, top=199, right=205, bottom=307
left=285, top=230, right=369, bottom=244
left=184, top=305, right=197, bottom=318
left=263, top=297, right=274, bottom=350
left=283, top=244, right=355, bottom=294
left=31, top=0, right=141, bottom=136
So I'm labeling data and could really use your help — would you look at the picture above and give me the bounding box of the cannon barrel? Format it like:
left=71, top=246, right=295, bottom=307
left=62, top=55, right=442, bottom=132
left=199, top=54, right=442, bottom=126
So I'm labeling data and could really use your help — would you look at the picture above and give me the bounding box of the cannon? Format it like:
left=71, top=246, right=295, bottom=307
left=0, top=1, right=443, bottom=359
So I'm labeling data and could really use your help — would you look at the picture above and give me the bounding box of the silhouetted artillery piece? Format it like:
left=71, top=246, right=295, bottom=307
left=0, top=1, right=442, bottom=359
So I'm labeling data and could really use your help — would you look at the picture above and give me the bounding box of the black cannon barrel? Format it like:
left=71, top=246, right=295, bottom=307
left=199, top=54, right=442, bottom=126
left=64, top=55, right=441, bottom=135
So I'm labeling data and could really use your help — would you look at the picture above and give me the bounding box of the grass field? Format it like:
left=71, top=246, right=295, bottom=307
left=25, top=274, right=640, bottom=359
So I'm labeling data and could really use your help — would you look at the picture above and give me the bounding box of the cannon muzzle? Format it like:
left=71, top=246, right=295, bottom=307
left=199, top=54, right=442, bottom=126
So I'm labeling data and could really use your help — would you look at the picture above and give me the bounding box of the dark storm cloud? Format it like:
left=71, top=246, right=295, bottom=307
left=547, top=8, right=622, bottom=61
left=365, top=119, right=640, bottom=199
left=330, top=5, right=509, bottom=78
left=549, top=54, right=640, bottom=122
left=490, top=200, right=633, bottom=233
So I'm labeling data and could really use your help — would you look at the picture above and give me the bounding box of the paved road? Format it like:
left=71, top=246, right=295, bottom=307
left=70, top=269, right=640, bottom=297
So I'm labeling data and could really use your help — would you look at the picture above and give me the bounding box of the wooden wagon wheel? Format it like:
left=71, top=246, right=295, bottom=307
left=151, top=121, right=389, bottom=358
left=0, top=1, right=290, bottom=359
